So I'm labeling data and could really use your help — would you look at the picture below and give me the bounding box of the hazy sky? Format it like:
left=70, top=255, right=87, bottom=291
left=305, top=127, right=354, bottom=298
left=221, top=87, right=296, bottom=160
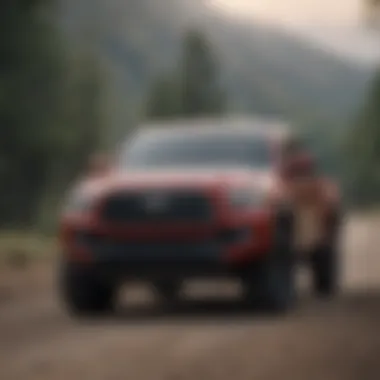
left=208, top=0, right=379, bottom=66
left=209, top=0, right=362, bottom=27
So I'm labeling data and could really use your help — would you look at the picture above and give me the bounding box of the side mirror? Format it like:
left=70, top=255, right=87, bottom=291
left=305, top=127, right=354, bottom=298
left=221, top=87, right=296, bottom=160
left=86, top=153, right=112, bottom=177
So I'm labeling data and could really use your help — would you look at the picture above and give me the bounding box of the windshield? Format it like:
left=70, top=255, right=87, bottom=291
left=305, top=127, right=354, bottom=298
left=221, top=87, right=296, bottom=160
left=120, top=130, right=272, bottom=169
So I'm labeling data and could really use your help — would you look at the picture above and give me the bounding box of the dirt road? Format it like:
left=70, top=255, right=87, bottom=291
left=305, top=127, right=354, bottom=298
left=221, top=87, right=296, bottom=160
left=1, top=215, right=380, bottom=380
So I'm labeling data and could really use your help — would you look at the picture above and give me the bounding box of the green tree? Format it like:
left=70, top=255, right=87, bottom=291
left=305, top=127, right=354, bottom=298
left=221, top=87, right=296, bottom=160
left=344, top=69, right=380, bottom=206
left=36, top=52, right=107, bottom=231
left=179, top=30, right=226, bottom=117
left=343, top=0, right=380, bottom=207
left=0, top=0, right=107, bottom=229
left=0, top=0, right=66, bottom=227
left=145, top=29, right=227, bottom=120
left=145, top=76, right=181, bottom=119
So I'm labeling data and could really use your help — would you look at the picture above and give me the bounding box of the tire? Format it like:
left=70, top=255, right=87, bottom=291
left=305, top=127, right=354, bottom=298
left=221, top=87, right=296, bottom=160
left=60, top=263, right=116, bottom=317
left=311, top=245, right=339, bottom=297
left=243, top=209, right=296, bottom=314
left=311, top=210, right=341, bottom=298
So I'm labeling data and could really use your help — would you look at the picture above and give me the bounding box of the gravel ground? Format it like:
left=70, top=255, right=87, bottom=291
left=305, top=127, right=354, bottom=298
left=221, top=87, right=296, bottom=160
left=0, top=215, right=380, bottom=380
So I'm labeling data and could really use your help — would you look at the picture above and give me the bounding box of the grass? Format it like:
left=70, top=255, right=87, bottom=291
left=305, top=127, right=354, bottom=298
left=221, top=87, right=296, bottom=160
left=0, top=231, right=57, bottom=269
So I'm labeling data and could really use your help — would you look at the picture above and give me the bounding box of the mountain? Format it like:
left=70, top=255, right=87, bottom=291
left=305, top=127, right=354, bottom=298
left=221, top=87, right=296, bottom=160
left=58, top=0, right=374, bottom=139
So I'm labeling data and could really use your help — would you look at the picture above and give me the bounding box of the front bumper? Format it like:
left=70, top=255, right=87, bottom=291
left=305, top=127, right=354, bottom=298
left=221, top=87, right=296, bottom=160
left=60, top=207, right=273, bottom=280
left=61, top=223, right=270, bottom=279
left=80, top=239, right=221, bottom=262
left=67, top=240, right=231, bottom=279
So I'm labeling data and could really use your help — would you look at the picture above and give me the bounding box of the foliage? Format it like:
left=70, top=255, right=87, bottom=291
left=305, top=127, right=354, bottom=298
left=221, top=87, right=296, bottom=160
left=178, top=30, right=226, bottom=117
left=0, top=0, right=106, bottom=229
left=0, top=0, right=64, bottom=227
left=145, top=30, right=227, bottom=119
left=145, top=75, right=181, bottom=119
left=343, top=69, right=380, bottom=207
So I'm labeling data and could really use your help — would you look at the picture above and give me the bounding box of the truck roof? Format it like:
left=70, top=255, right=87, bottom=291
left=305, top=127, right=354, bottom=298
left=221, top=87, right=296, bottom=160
left=137, top=116, right=293, bottom=142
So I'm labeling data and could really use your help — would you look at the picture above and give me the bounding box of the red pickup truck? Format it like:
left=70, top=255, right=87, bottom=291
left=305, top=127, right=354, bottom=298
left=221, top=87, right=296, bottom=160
left=58, top=118, right=342, bottom=316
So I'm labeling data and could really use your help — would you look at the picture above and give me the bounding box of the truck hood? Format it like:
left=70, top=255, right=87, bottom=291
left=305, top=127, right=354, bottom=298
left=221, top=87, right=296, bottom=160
left=76, top=167, right=276, bottom=197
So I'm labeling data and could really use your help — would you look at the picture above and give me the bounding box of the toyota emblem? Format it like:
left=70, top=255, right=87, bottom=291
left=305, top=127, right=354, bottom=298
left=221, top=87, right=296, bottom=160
left=143, top=192, right=168, bottom=212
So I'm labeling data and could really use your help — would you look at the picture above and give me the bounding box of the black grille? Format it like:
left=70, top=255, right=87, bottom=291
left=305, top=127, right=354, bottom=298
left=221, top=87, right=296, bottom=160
left=99, top=190, right=213, bottom=223
left=76, top=232, right=219, bottom=259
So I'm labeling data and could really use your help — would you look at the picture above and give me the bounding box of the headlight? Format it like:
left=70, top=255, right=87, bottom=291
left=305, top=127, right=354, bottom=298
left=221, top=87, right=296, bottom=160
left=227, top=188, right=265, bottom=209
left=63, top=190, right=96, bottom=214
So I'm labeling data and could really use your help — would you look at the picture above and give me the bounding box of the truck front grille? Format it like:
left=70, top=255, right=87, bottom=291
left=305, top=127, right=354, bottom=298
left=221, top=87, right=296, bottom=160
left=99, top=190, right=213, bottom=223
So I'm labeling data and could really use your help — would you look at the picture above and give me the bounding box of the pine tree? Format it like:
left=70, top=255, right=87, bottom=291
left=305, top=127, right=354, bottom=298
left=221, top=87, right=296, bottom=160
left=145, top=76, right=181, bottom=119
left=0, top=0, right=107, bottom=228
left=345, top=69, right=380, bottom=205
left=145, top=29, right=227, bottom=120
left=179, top=30, right=226, bottom=117
left=0, top=0, right=66, bottom=226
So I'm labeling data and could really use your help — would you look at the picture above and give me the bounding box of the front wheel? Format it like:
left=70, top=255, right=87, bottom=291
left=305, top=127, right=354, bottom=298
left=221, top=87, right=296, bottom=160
left=311, top=209, right=341, bottom=298
left=311, top=245, right=339, bottom=297
left=60, top=263, right=117, bottom=317
left=243, top=209, right=296, bottom=314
